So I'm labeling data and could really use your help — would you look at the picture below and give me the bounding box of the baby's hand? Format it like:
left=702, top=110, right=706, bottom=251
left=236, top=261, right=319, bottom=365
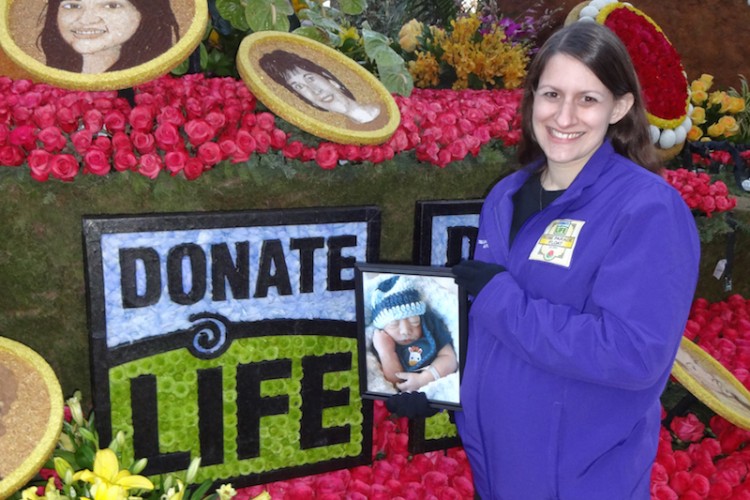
left=395, top=371, right=431, bottom=392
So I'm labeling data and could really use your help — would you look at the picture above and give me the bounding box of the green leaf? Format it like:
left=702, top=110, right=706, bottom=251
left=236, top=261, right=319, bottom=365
left=378, top=63, right=413, bottom=96
left=171, top=58, right=189, bottom=76
left=246, top=0, right=293, bottom=32
left=361, top=28, right=401, bottom=66
left=215, top=0, right=250, bottom=31
left=199, top=43, right=209, bottom=68
left=292, top=26, right=331, bottom=45
left=339, top=0, right=366, bottom=16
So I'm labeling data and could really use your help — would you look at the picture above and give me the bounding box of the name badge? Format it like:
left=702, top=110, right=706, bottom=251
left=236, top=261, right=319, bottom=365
left=529, top=219, right=586, bottom=268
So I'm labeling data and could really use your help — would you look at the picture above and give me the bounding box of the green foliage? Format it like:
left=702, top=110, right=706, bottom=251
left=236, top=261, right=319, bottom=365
left=729, top=75, right=750, bottom=144
left=407, top=0, right=460, bottom=27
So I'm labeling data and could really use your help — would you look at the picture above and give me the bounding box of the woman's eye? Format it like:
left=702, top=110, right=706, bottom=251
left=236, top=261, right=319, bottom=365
left=105, top=2, right=123, bottom=8
left=61, top=2, right=80, bottom=9
left=582, top=96, right=598, bottom=104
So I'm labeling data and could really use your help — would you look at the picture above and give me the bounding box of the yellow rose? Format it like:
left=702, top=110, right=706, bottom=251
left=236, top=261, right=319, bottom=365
left=690, top=80, right=707, bottom=94
left=687, top=125, right=704, bottom=141
left=719, top=115, right=739, bottom=137
left=727, top=96, right=746, bottom=114
left=399, top=19, right=424, bottom=53
left=707, top=121, right=726, bottom=138
left=690, top=106, right=706, bottom=125
left=691, top=90, right=708, bottom=105
left=708, top=91, right=725, bottom=106
left=699, top=73, right=714, bottom=89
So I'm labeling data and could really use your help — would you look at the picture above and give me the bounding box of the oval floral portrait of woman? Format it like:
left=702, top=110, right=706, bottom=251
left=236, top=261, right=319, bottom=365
left=237, top=31, right=400, bottom=145
left=0, top=0, right=207, bottom=90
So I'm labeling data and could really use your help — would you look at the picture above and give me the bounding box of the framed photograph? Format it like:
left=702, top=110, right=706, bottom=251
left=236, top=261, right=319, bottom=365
left=672, top=336, right=750, bottom=430
left=236, top=31, right=401, bottom=146
left=0, top=0, right=207, bottom=91
left=355, top=263, right=466, bottom=411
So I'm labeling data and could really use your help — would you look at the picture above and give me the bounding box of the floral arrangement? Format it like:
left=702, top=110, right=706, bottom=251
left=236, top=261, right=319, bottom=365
left=653, top=295, right=750, bottom=499
left=661, top=169, right=737, bottom=217
left=12, top=393, right=253, bottom=500
left=398, top=13, right=529, bottom=91
left=0, top=75, right=522, bottom=181
left=688, top=74, right=748, bottom=143
left=575, top=0, right=691, bottom=152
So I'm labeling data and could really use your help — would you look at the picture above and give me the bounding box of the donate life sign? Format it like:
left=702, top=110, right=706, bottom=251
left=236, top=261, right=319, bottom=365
left=83, top=207, right=380, bottom=488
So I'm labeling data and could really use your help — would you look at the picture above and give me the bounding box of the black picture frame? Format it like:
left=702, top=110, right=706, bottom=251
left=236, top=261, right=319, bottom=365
left=355, top=263, right=466, bottom=411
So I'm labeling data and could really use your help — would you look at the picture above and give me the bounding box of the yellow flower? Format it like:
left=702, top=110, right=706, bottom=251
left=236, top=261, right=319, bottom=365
left=73, top=449, right=154, bottom=497
left=408, top=51, right=440, bottom=88
left=699, top=73, right=714, bottom=88
left=687, top=125, right=704, bottom=141
left=726, top=96, right=746, bottom=114
left=291, top=0, right=309, bottom=12
left=690, top=79, right=707, bottom=94
left=690, top=106, right=706, bottom=125
left=398, top=19, right=423, bottom=53
left=339, top=26, right=360, bottom=45
left=707, top=121, right=725, bottom=138
left=162, top=479, right=186, bottom=500
left=217, top=484, right=238, bottom=500
left=691, top=90, right=708, bottom=106
left=719, top=115, right=739, bottom=137
left=708, top=91, right=725, bottom=106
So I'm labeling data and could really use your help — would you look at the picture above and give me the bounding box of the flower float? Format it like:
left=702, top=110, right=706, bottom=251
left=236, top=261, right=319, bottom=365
left=661, top=169, right=736, bottom=217
left=569, top=0, right=691, bottom=158
left=687, top=74, right=747, bottom=142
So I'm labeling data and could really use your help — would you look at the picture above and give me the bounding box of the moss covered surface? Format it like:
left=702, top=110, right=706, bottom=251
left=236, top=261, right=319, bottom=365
left=0, top=149, right=510, bottom=404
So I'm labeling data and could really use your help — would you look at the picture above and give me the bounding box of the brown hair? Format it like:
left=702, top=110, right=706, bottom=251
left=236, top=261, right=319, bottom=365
left=517, top=21, right=660, bottom=172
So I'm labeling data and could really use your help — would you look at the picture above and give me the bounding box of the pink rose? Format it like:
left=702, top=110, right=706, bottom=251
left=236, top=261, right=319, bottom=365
left=83, top=109, right=104, bottom=132
left=197, top=142, right=221, bottom=166
left=131, top=131, right=156, bottom=154
left=103, top=110, right=127, bottom=132
left=218, top=136, right=238, bottom=158
left=12, top=105, right=32, bottom=123
left=55, top=107, right=78, bottom=134
left=164, top=150, right=188, bottom=174
left=315, top=143, right=339, bottom=169
left=251, top=128, right=271, bottom=153
left=50, top=154, right=79, bottom=181
left=129, top=105, right=154, bottom=131
left=183, top=157, right=204, bottom=180
left=83, top=149, right=111, bottom=176
left=670, top=413, right=705, bottom=442
left=33, top=104, right=57, bottom=129
left=448, top=138, right=468, bottom=160
left=157, top=106, right=185, bottom=127
left=154, top=123, right=182, bottom=150
left=270, top=128, right=287, bottom=149
left=282, top=141, right=304, bottom=159
left=112, top=131, right=132, bottom=150
left=93, top=136, right=112, bottom=155
left=235, top=129, right=256, bottom=155
left=138, top=152, right=162, bottom=179
left=204, top=111, right=227, bottom=131
left=37, top=126, right=68, bottom=152
left=0, top=145, right=25, bottom=166
left=184, top=119, right=214, bottom=146
left=113, top=148, right=137, bottom=172
left=256, top=112, right=275, bottom=131
left=71, top=129, right=93, bottom=154
left=27, top=149, right=52, bottom=181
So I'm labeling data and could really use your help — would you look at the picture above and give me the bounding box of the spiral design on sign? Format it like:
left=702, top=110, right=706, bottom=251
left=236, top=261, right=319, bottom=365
left=190, top=316, right=228, bottom=356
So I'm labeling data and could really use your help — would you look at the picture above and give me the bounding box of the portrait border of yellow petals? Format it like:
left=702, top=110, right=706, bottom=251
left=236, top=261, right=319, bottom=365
left=236, top=31, right=401, bottom=146
left=0, top=337, right=64, bottom=498
left=0, top=0, right=208, bottom=91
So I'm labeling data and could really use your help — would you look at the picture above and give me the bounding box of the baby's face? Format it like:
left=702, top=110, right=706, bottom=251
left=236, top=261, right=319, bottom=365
left=382, top=316, right=423, bottom=345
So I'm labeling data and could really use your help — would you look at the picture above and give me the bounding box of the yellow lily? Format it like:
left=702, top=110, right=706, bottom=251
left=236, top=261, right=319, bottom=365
left=73, top=449, right=154, bottom=495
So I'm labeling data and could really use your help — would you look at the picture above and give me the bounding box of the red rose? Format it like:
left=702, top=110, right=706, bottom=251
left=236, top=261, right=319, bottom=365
left=27, top=149, right=51, bottom=181
left=9, top=124, right=36, bottom=149
left=83, top=109, right=103, bottom=132
left=131, top=132, right=156, bottom=154
left=93, top=136, right=112, bottom=155
left=448, top=139, right=468, bottom=160
left=183, top=157, right=204, bottom=180
left=164, top=150, right=188, bottom=174
left=369, top=147, right=384, bottom=164
left=129, top=105, right=155, bottom=131
left=55, top=107, right=78, bottom=134
left=315, top=143, right=339, bottom=170
left=197, top=142, right=221, bottom=166
left=84, top=149, right=111, bottom=176
left=251, top=128, right=271, bottom=153
left=50, top=154, right=79, bottom=181
left=282, top=140, right=304, bottom=159
left=235, top=129, right=256, bottom=155
left=668, top=470, right=692, bottom=495
left=37, top=126, right=67, bottom=152
left=0, top=145, right=25, bottom=166
left=33, top=104, right=57, bottom=129
left=184, top=119, right=214, bottom=146
left=387, top=129, right=409, bottom=152
left=205, top=111, right=227, bottom=131
left=113, top=148, right=137, bottom=172
left=103, top=110, right=127, bottom=132
left=154, top=123, right=182, bottom=150
left=218, top=136, right=238, bottom=158
left=138, top=153, right=162, bottom=179
left=256, top=112, right=276, bottom=131
left=157, top=106, right=185, bottom=127
left=270, top=128, right=287, bottom=149
left=71, top=129, right=93, bottom=154
left=650, top=483, right=678, bottom=500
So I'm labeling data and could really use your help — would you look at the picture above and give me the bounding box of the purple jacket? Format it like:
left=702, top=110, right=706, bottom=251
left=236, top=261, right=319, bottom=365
left=455, top=141, right=700, bottom=499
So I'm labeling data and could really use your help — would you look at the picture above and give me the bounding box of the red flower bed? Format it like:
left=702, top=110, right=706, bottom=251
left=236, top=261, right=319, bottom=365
left=0, top=75, right=523, bottom=180
left=662, top=169, right=736, bottom=217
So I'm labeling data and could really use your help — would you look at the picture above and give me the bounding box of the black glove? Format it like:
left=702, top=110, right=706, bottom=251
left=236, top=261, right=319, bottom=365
left=452, top=259, right=506, bottom=296
left=385, top=391, right=438, bottom=419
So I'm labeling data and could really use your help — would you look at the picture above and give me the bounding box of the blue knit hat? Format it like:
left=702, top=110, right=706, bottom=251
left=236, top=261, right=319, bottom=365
left=371, top=276, right=426, bottom=329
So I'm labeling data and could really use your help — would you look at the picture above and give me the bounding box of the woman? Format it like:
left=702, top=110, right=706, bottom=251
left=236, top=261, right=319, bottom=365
left=38, top=0, right=179, bottom=73
left=258, top=50, right=382, bottom=125
left=392, top=21, right=701, bottom=498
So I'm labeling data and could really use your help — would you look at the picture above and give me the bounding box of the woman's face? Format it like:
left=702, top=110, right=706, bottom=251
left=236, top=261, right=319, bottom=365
left=532, top=53, right=632, bottom=174
left=57, top=0, right=142, bottom=56
left=284, top=67, right=351, bottom=115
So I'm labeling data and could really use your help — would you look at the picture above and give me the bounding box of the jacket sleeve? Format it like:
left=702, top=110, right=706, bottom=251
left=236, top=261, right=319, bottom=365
left=470, top=189, right=701, bottom=390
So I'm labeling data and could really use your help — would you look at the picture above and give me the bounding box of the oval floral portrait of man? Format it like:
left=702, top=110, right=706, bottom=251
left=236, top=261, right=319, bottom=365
left=0, top=0, right=207, bottom=90
left=237, top=31, right=400, bottom=145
